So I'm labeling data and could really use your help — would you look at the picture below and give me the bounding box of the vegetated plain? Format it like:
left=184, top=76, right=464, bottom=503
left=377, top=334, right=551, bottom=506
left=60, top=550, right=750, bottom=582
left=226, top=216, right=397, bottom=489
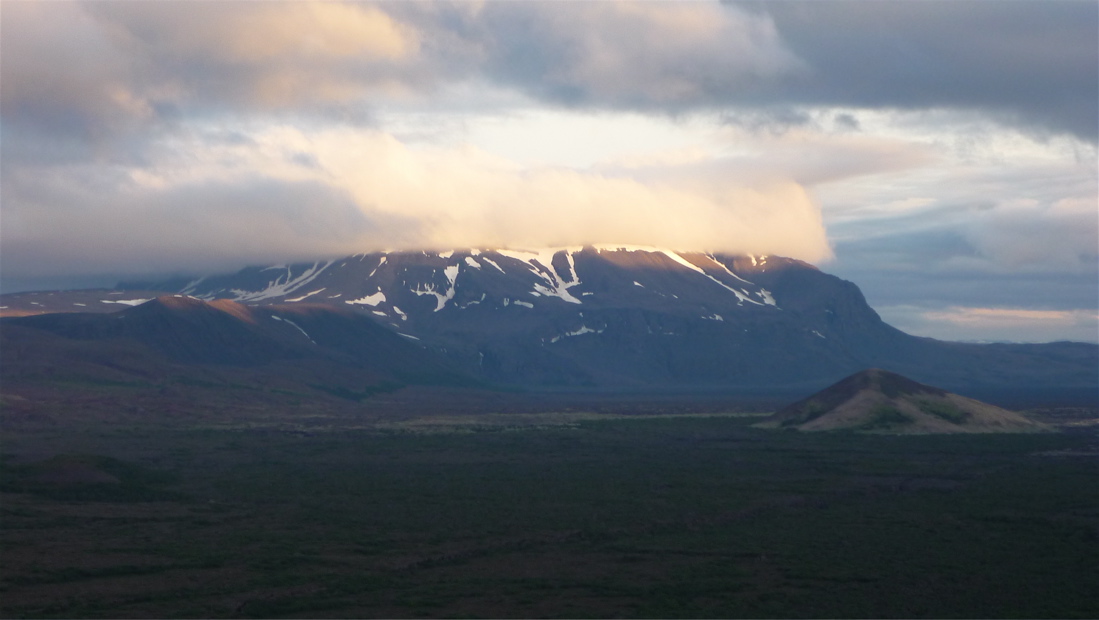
left=2, top=386, right=1096, bottom=620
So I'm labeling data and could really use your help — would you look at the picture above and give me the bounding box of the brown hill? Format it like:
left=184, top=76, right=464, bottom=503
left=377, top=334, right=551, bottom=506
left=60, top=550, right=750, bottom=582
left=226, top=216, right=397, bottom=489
left=759, top=368, right=1051, bottom=434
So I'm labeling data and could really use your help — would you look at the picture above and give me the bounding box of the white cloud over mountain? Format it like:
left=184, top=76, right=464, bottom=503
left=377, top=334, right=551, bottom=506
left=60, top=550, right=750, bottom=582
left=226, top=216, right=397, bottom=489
left=2, top=123, right=832, bottom=278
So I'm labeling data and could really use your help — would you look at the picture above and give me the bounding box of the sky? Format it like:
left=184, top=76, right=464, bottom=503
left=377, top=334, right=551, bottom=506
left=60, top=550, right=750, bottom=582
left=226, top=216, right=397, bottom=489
left=1, top=0, right=1096, bottom=344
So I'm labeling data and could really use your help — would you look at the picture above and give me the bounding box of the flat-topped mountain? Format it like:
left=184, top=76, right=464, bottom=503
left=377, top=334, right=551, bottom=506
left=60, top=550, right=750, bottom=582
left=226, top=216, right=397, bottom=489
left=760, top=369, right=1052, bottom=433
left=3, top=247, right=1097, bottom=395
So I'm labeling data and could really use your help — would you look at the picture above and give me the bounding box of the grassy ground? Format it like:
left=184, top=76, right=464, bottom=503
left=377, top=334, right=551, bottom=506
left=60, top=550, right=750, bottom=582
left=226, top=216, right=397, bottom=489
left=2, top=412, right=1097, bottom=618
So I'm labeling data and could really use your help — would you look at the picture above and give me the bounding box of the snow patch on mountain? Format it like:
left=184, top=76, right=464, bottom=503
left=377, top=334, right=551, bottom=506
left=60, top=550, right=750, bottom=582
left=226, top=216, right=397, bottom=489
left=413, top=283, right=449, bottom=312
left=496, top=248, right=583, bottom=304
left=286, top=288, right=326, bottom=302
left=705, top=253, right=754, bottom=285
left=179, top=276, right=206, bottom=296
left=233, top=261, right=333, bottom=302
left=271, top=315, right=316, bottom=344
left=412, top=265, right=459, bottom=312
left=549, top=324, right=604, bottom=343
left=444, top=264, right=459, bottom=287
left=460, top=293, right=486, bottom=310
left=346, top=291, right=386, bottom=306
left=367, top=256, right=387, bottom=278
left=663, top=252, right=763, bottom=306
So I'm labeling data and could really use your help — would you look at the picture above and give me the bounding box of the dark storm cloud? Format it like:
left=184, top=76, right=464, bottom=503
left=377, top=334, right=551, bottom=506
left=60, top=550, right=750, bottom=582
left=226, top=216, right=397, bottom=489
left=749, top=1, right=1099, bottom=141
left=4, top=1, right=1094, bottom=150
left=390, top=1, right=1099, bottom=141
left=474, top=2, right=802, bottom=108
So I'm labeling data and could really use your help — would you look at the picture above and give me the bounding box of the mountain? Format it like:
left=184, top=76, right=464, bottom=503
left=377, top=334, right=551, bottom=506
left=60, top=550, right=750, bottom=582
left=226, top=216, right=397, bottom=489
left=5, top=247, right=1097, bottom=397
left=759, top=368, right=1052, bottom=433
left=2, top=295, right=475, bottom=391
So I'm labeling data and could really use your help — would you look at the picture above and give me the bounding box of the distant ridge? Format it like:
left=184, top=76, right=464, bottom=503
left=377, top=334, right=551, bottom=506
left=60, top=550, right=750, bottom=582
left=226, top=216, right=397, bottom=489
left=759, top=368, right=1052, bottom=434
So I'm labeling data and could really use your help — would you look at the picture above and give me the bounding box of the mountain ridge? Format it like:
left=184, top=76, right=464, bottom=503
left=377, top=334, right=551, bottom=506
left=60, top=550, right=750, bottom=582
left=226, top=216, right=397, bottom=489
left=3, top=247, right=1096, bottom=396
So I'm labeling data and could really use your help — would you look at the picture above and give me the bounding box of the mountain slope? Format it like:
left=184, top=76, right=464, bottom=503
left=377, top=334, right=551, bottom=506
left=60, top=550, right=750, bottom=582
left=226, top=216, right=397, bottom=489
left=2, top=296, right=475, bottom=389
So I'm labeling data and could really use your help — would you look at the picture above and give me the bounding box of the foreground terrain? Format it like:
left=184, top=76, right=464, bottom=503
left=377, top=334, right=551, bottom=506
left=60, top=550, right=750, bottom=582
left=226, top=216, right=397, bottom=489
left=2, top=402, right=1096, bottom=618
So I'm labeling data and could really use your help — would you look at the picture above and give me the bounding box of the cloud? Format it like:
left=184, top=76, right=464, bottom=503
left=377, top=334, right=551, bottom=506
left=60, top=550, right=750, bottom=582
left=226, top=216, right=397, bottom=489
left=964, top=197, right=1098, bottom=271
left=130, top=3, right=413, bottom=63
left=89, top=1, right=420, bottom=107
left=401, top=1, right=1098, bottom=141
left=0, top=1, right=420, bottom=152
left=927, top=307, right=1092, bottom=324
left=829, top=132, right=1096, bottom=264
left=0, top=171, right=387, bottom=280
left=0, top=1, right=152, bottom=150
left=877, top=305, right=1099, bottom=344
left=753, top=1, right=1099, bottom=141
left=723, top=126, right=940, bottom=187
left=828, top=197, right=1099, bottom=278
left=0, top=125, right=832, bottom=282
left=4, top=0, right=1093, bottom=153
left=464, top=2, right=804, bottom=108
left=284, top=128, right=828, bottom=257
left=446, top=1, right=1097, bottom=141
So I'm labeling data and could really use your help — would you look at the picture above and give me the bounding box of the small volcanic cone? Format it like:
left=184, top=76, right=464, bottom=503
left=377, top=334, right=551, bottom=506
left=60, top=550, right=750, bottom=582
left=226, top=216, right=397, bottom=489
left=759, top=368, right=1051, bottom=434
